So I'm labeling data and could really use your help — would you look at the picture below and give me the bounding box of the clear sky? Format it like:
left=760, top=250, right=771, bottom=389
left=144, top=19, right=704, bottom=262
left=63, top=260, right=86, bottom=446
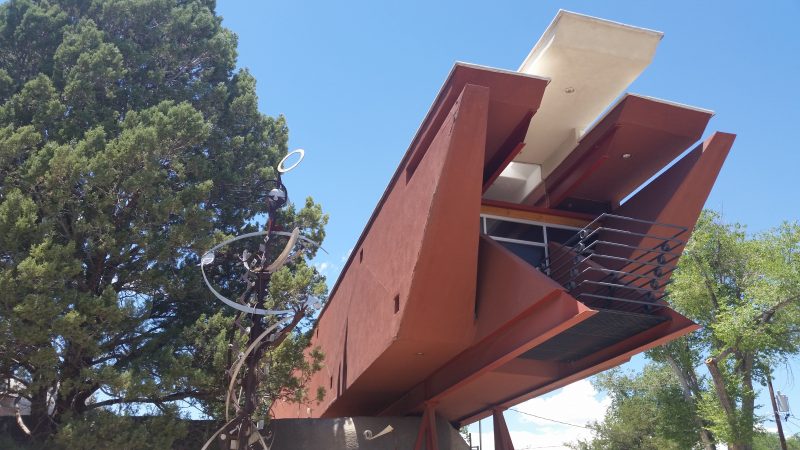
left=216, top=1, right=800, bottom=448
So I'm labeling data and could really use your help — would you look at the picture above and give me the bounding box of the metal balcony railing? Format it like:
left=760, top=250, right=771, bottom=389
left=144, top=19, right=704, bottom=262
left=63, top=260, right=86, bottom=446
left=539, top=213, right=688, bottom=314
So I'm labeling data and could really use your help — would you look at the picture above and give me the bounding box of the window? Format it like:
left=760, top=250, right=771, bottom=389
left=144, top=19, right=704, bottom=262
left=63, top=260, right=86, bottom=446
left=480, top=215, right=582, bottom=270
left=485, top=218, right=544, bottom=242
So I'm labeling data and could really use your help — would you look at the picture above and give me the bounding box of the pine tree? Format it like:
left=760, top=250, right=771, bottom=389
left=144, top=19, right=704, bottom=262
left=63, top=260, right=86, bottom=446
left=0, top=0, right=327, bottom=445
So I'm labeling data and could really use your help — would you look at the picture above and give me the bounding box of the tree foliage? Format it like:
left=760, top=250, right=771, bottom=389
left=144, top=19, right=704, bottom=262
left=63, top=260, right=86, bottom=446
left=0, top=0, right=328, bottom=445
left=752, top=431, right=800, bottom=450
left=576, top=211, right=800, bottom=450
left=570, top=365, right=698, bottom=450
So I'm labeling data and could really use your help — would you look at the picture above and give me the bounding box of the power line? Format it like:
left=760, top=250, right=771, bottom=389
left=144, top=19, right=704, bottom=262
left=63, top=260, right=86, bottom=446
left=521, top=446, right=568, bottom=449
left=508, top=408, right=591, bottom=429
left=786, top=415, right=800, bottom=429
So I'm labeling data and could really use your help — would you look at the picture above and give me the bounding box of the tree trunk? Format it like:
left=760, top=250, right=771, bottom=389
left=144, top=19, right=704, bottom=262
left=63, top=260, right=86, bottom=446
left=706, top=356, right=736, bottom=419
left=27, top=385, right=54, bottom=443
left=706, top=355, right=754, bottom=450
left=666, top=355, right=716, bottom=450
left=737, top=353, right=756, bottom=450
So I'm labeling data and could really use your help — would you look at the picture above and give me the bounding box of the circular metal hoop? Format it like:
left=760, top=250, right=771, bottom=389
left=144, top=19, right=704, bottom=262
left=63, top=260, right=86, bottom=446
left=199, top=230, right=321, bottom=315
left=278, top=149, right=305, bottom=173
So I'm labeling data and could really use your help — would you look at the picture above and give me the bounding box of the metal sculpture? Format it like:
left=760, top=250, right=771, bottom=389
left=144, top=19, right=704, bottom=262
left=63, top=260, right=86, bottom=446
left=200, top=149, right=323, bottom=450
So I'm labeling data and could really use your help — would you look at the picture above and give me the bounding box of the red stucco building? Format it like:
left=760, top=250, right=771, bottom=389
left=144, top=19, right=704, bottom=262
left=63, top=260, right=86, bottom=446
left=274, top=11, right=734, bottom=449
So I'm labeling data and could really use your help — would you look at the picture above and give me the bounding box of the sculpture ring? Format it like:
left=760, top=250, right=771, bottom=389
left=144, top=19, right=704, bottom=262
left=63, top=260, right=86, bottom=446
left=278, top=149, right=305, bottom=173
left=199, top=230, right=320, bottom=315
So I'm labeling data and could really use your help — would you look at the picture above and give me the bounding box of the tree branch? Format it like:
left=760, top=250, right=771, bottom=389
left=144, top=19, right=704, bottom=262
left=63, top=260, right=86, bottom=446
left=16, top=407, right=31, bottom=436
left=712, top=346, right=736, bottom=363
left=760, top=294, right=800, bottom=325
left=706, top=356, right=738, bottom=429
left=84, top=389, right=202, bottom=411
left=691, top=253, right=720, bottom=311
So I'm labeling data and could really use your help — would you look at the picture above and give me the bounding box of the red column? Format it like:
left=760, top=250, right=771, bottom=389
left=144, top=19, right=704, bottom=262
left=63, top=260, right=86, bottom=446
left=492, top=408, right=515, bottom=450
left=414, top=402, right=440, bottom=450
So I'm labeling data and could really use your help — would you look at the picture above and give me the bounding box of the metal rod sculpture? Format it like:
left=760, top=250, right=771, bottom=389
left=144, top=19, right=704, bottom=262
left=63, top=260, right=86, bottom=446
left=199, top=150, right=322, bottom=450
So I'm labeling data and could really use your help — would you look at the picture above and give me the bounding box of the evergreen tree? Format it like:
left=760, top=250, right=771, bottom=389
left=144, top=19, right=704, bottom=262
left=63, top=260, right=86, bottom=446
left=0, top=0, right=327, bottom=445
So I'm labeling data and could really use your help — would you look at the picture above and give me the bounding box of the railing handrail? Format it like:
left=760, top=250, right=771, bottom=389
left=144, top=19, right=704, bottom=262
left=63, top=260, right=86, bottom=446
left=540, top=213, right=687, bottom=274
left=536, top=212, right=686, bottom=314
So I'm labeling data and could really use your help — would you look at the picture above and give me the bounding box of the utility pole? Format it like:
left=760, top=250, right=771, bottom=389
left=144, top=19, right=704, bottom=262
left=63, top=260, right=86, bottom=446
left=767, top=371, right=788, bottom=450
left=478, top=418, right=482, bottom=450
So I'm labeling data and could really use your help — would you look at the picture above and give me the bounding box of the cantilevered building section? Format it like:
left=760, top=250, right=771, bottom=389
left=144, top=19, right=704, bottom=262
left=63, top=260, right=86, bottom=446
left=274, top=9, right=734, bottom=440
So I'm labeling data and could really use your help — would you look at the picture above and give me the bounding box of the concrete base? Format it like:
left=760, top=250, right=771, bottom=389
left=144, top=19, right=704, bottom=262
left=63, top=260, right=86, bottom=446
left=266, top=416, right=470, bottom=450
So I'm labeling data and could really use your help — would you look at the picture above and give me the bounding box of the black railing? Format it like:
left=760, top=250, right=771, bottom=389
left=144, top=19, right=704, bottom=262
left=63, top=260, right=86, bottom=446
left=540, top=213, right=687, bottom=314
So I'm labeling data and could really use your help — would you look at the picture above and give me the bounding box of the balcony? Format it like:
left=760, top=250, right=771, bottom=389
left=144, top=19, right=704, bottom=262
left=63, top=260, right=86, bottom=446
left=482, top=210, right=688, bottom=364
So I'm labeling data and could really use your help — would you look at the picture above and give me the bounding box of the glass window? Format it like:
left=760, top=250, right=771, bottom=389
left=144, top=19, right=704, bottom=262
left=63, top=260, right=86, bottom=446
left=479, top=214, right=589, bottom=269
left=485, top=218, right=544, bottom=242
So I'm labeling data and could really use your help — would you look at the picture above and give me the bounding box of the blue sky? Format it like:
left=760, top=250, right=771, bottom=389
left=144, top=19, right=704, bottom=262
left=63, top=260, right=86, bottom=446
left=217, top=1, right=800, bottom=447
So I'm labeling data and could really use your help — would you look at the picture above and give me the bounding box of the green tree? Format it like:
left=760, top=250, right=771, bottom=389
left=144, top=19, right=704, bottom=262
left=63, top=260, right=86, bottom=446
left=653, top=211, right=800, bottom=450
left=753, top=431, right=800, bottom=450
left=577, top=211, right=800, bottom=450
left=0, top=0, right=327, bottom=446
left=570, top=365, right=700, bottom=450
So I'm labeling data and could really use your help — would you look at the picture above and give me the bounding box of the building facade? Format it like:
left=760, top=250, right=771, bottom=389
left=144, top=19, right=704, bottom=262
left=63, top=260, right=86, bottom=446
left=274, top=10, right=734, bottom=439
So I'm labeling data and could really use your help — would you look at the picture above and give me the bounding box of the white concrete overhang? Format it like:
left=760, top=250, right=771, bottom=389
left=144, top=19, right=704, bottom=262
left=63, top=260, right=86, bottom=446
left=519, top=10, right=663, bottom=173
left=485, top=10, right=665, bottom=203
left=483, top=161, right=542, bottom=203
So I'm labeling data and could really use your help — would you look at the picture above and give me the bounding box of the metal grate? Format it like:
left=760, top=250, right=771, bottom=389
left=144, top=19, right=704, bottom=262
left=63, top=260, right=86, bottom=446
left=520, top=308, right=668, bottom=362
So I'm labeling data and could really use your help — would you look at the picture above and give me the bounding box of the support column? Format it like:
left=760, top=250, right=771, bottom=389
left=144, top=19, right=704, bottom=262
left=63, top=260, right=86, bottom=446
left=414, top=402, right=440, bottom=450
left=492, top=408, right=515, bottom=450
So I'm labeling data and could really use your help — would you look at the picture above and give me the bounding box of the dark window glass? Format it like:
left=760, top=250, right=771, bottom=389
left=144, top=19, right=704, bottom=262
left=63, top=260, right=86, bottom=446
left=485, top=219, right=544, bottom=242
left=499, top=242, right=546, bottom=268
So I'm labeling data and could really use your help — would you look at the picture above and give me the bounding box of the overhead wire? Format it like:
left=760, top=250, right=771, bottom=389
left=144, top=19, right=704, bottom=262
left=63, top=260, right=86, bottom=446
left=507, top=408, right=591, bottom=429
left=520, top=446, right=570, bottom=449
left=785, top=414, right=800, bottom=429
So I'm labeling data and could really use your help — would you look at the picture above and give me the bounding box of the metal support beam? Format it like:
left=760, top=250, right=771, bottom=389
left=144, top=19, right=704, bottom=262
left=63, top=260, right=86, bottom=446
left=414, top=402, right=440, bottom=450
left=492, top=409, right=515, bottom=450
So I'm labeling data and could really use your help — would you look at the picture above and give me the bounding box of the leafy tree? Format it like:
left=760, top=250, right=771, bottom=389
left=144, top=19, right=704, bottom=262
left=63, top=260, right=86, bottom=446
left=572, top=365, right=800, bottom=450
left=652, top=211, right=800, bottom=450
left=570, top=365, right=700, bottom=450
left=753, top=431, right=800, bottom=450
left=576, top=211, right=800, bottom=450
left=0, top=0, right=328, bottom=445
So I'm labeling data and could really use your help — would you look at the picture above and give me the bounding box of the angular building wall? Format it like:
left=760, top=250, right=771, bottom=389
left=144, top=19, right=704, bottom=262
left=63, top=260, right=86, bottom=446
left=273, top=11, right=734, bottom=428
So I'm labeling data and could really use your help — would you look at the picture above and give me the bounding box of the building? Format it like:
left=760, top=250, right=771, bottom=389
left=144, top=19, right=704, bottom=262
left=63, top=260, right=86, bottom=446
left=0, top=379, right=32, bottom=417
left=273, top=11, right=734, bottom=449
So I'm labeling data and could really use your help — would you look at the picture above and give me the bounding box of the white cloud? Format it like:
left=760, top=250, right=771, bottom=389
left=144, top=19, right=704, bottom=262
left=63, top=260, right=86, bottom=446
left=464, top=380, right=609, bottom=450
left=514, top=379, right=610, bottom=429
left=314, top=261, right=336, bottom=275
left=468, top=430, right=582, bottom=450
